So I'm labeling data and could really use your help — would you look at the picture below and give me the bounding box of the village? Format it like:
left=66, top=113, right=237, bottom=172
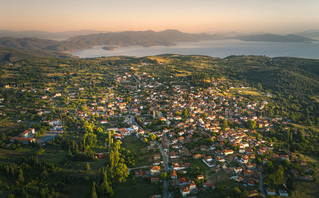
left=1, top=61, right=316, bottom=198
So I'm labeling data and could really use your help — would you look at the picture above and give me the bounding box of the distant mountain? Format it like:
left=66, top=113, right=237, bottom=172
left=0, top=46, right=73, bottom=61
left=0, top=37, right=60, bottom=50
left=0, top=30, right=107, bottom=40
left=297, top=30, right=319, bottom=40
left=0, top=30, right=225, bottom=53
left=236, top=34, right=316, bottom=43
left=1, top=30, right=316, bottom=59
left=54, top=29, right=224, bottom=51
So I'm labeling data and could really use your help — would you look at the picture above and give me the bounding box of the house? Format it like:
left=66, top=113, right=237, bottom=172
left=280, top=155, right=289, bottom=161
left=173, top=163, right=185, bottom=170
left=196, top=175, right=204, bottom=180
left=95, top=153, right=105, bottom=159
left=119, top=128, right=130, bottom=136
left=150, top=166, right=161, bottom=175
left=278, top=190, right=289, bottom=197
left=49, top=119, right=62, bottom=126
left=20, top=128, right=35, bottom=138
left=234, top=167, right=243, bottom=174
left=216, top=156, right=225, bottom=163
left=114, top=134, right=123, bottom=139
left=40, top=95, right=47, bottom=99
left=153, top=154, right=161, bottom=161
left=248, top=190, right=259, bottom=197
left=203, top=183, right=215, bottom=189
left=135, top=169, right=147, bottom=177
left=247, top=179, right=255, bottom=186
left=138, top=129, right=145, bottom=136
left=244, top=170, right=252, bottom=177
left=231, top=176, right=243, bottom=182
left=223, top=149, right=234, bottom=156
left=100, top=120, right=108, bottom=124
left=160, top=117, right=166, bottom=122
left=188, top=181, right=197, bottom=191
left=193, top=154, right=202, bottom=159
left=179, top=186, right=190, bottom=197
left=204, top=156, right=213, bottom=162
left=178, top=178, right=190, bottom=186
left=266, top=188, right=276, bottom=196
left=170, top=170, right=177, bottom=179
left=53, top=93, right=62, bottom=97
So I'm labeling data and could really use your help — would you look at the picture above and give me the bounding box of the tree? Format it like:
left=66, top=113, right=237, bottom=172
left=18, top=168, right=24, bottom=183
left=182, top=109, right=188, bottom=118
left=246, top=120, right=256, bottom=130
left=115, top=163, right=129, bottom=183
left=86, top=162, right=91, bottom=172
left=97, top=127, right=103, bottom=134
left=160, top=172, right=167, bottom=179
left=101, top=169, right=113, bottom=196
left=91, top=182, right=98, bottom=198
left=107, top=130, right=115, bottom=148
left=221, top=119, right=228, bottom=130
left=150, top=133, right=156, bottom=141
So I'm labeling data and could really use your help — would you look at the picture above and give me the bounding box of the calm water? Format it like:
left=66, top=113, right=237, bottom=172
left=70, top=39, right=319, bottom=59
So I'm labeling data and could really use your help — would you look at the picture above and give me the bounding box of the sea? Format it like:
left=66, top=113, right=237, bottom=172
left=70, top=39, right=319, bottom=59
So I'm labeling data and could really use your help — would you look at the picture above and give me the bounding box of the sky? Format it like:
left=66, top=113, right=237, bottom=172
left=0, top=0, right=318, bottom=33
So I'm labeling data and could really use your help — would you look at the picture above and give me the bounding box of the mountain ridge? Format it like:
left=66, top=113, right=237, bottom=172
left=0, top=30, right=316, bottom=57
left=235, top=33, right=316, bottom=43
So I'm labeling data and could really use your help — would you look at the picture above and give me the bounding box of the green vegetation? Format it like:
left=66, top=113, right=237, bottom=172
left=0, top=54, right=318, bottom=197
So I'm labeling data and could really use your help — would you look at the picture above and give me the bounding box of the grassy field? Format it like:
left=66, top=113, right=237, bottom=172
left=121, top=135, right=147, bottom=154
left=67, top=184, right=91, bottom=198
left=291, top=123, right=319, bottom=133
left=38, top=147, right=68, bottom=164
left=114, top=177, right=161, bottom=198
left=208, top=171, right=230, bottom=184
left=292, top=181, right=319, bottom=198
left=0, top=117, right=26, bottom=134
left=121, top=135, right=154, bottom=167
left=188, top=159, right=210, bottom=172
left=291, top=154, right=319, bottom=198
left=230, top=87, right=263, bottom=97
left=0, top=147, right=34, bottom=162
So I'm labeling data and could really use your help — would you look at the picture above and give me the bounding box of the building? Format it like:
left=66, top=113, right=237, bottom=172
left=20, top=128, right=35, bottom=138
left=150, top=165, right=161, bottom=175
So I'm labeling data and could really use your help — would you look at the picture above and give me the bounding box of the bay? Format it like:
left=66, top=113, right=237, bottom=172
left=70, top=39, right=319, bottom=59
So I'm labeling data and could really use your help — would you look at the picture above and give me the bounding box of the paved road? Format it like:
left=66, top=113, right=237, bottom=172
left=125, top=69, right=169, bottom=197
left=123, top=67, right=141, bottom=84
left=128, top=166, right=150, bottom=172
left=157, top=141, right=169, bottom=198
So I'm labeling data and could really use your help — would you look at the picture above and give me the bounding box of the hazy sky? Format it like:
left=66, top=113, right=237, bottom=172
left=0, top=0, right=318, bottom=33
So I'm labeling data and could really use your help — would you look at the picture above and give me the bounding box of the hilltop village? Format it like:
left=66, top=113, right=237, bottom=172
left=0, top=56, right=317, bottom=198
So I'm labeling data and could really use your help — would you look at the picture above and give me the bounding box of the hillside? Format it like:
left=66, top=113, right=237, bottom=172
left=298, top=30, right=319, bottom=40
left=0, top=46, right=74, bottom=61
left=0, top=30, right=107, bottom=40
left=54, top=29, right=223, bottom=51
left=0, top=31, right=317, bottom=56
left=0, top=54, right=318, bottom=198
left=221, top=56, right=319, bottom=95
left=0, top=30, right=224, bottom=53
left=236, top=34, right=316, bottom=42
